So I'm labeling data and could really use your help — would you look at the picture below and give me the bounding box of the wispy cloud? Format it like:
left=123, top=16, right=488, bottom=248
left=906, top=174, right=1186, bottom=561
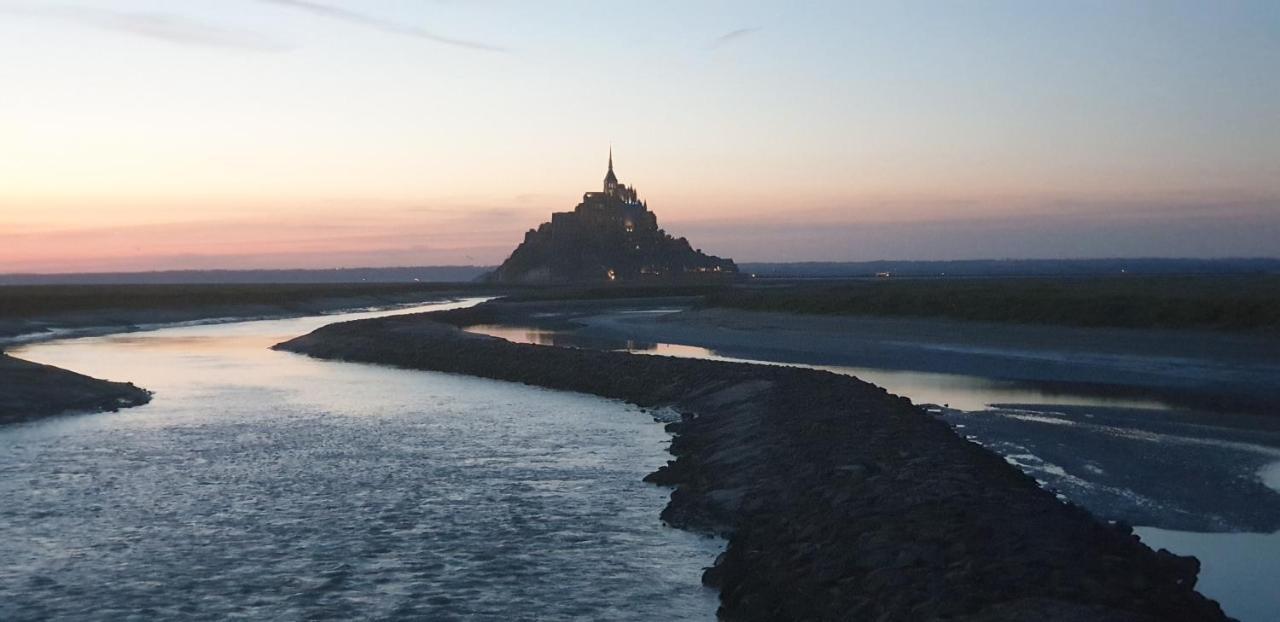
left=710, top=27, right=760, bottom=49
left=258, top=0, right=507, bottom=53
left=1, top=4, right=290, bottom=51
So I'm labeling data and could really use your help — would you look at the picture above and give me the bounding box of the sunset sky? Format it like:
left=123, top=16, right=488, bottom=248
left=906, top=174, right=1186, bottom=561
left=2, top=0, right=1277, bottom=273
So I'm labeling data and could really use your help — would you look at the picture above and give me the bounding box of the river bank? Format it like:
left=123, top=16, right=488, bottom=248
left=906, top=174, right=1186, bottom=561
left=0, top=353, right=150, bottom=424
left=277, top=306, right=1230, bottom=621
left=0, top=290, right=485, bottom=425
left=459, top=298, right=1280, bottom=619
left=3, top=300, right=720, bottom=620
left=455, top=298, right=1280, bottom=415
left=0, top=283, right=498, bottom=344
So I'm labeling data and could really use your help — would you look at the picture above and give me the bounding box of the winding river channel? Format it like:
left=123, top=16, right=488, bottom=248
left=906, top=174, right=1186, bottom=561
left=0, top=300, right=721, bottom=621
left=5, top=299, right=1277, bottom=621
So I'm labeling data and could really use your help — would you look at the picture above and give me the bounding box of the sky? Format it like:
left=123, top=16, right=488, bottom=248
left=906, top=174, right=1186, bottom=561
left=1, top=0, right=1277, bottom=272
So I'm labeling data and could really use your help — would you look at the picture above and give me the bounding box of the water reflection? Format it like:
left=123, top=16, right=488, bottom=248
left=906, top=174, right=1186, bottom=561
left=1, top=301, right=721, bottom=621
left=464, top=324, right=1171, bottom=412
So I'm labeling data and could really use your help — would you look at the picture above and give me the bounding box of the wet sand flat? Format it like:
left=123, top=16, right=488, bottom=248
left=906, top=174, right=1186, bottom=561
left=573, top=307, right=1280, bottom=412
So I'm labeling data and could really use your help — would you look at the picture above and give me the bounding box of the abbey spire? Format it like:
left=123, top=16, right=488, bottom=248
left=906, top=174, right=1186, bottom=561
left=603, top=147, right=618, bottom=194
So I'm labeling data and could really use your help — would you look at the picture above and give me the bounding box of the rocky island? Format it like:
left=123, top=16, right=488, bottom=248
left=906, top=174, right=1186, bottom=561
left=488, top=151, right=737, bottom=283
left=276, top=299, right=1230, bottom=621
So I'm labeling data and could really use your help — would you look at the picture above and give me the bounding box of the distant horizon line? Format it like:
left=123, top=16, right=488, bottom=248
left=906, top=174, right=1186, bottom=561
left=3, top=256, right=1279, bottom=279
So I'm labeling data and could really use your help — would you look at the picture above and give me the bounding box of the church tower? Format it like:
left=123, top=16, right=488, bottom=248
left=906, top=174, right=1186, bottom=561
left=603, top=148, right=618, bottom=196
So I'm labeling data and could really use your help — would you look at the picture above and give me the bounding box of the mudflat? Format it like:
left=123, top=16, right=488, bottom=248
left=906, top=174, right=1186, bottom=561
left=566, top=306, right=1280, bottom=414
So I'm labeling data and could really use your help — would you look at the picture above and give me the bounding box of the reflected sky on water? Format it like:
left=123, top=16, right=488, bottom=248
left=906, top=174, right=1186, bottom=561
left=2, top=301, right=721, bottom=621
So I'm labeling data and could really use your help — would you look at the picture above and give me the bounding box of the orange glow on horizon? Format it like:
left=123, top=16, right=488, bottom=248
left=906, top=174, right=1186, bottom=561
left=2, top=2, right=1276, bottom=271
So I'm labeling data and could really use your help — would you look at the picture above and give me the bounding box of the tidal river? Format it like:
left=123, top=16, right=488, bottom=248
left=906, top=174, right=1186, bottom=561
left=0, top=300, right=722, bottom=621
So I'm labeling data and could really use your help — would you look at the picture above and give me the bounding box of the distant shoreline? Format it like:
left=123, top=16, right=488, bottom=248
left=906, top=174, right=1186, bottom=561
left=0, top=284, right=497, bottom=343
left=0, top=291, right=476, bottom=425
left=703, top=275, right=1280, bottom=333
left=3, top=257, right=1276, bottom=286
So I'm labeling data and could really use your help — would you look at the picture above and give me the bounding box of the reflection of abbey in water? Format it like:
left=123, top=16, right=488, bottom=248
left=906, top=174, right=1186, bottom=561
left=488, top=151, right=737, bottom=284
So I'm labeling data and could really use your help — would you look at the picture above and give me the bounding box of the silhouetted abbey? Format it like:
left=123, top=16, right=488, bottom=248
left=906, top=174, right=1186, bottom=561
left=489, top=151, right=738, bottom=283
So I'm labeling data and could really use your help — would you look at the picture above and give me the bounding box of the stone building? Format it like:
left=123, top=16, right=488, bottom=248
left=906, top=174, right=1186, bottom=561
left=489, top=151, right=738, bottom=284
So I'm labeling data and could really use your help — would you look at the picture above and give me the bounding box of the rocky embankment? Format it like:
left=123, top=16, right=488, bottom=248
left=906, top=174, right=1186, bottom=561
left=0, top=353, right=150, bottom=425
left=275, top=305, right=1230, bottom=621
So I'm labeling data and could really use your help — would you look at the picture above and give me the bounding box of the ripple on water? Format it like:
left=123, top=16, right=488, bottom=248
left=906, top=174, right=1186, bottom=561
left=0, top=307, right=722, bottom=621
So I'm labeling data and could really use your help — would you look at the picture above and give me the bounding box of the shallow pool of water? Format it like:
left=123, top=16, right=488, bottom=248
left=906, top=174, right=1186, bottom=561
left=1, top=301, right=721, bottom=621
left=465, top=324, right=1171, bottom=412
left=1136, top=527, right=1280, bottom=622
